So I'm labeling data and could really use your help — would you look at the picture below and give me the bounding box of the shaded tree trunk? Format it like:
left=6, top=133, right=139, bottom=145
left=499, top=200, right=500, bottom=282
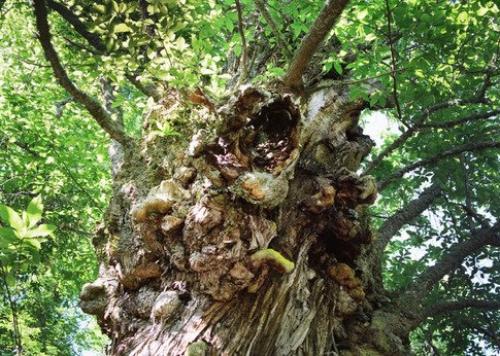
left=79, top=84, right=413, bottom=356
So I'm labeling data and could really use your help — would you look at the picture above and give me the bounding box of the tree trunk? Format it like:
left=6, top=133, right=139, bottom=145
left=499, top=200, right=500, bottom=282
left=80, top=84, right=411, bottom=355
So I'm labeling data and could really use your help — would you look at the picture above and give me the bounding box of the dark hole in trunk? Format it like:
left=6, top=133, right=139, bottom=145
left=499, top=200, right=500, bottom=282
left=318, top=227, right=362, bottom=264
left=241, top=99, right=300, bottom=172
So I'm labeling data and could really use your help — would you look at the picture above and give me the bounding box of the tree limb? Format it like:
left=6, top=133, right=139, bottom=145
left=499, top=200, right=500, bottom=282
left=254, top=0, right=293, bottom=60
left=283, top=0, right=350, bottom=89
left=423, top=299, right=500, bottom=319
left=403, top=222, right=499, bottom=302
left=377, top=141, right=500, bottom=191
left=46, top=0, right=161, bottom=100
left=418, top=109, right=500, bottom=130
left=33, top=0, right=132, bottom=146
left=461, top=320, right=500, bottom=348
left=372, top=182, right=442, bottom=257
left=407, top=298, right=500, bottom=337
left=364, top=96, right=489, bottom=175
left=364, top=64, right=494, bottom=175
left=46, top=0, right=105, bottom=52
left=235, top=0, right=249, bottom=84
left=125, top=73, right=162, bottom=101
left=100, top=77, right=125, bottom=179
left=384, top=0, right=403, bottom=124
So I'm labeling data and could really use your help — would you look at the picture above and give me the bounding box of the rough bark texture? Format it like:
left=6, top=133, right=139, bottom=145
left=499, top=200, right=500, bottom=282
left=80, top=84, right=414, bottom=356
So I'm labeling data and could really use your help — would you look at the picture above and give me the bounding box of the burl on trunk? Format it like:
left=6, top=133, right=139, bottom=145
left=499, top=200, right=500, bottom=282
left=80, top=85, right=402, bottom=356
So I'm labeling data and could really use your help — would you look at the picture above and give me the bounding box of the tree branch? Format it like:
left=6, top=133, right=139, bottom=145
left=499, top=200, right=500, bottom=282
left=364, top=121, right=422, bottom=175
left=254, top=0, right=293, bottom=60
left=372, top=182, right=442, bottom=256
left=384, top=0, right=403, bottom=124
left=377, top=141, right=500, bottom=191
left=462, top=320, right=500, bottom=348
left=100, top=77, right=125, bottom=179
left=46, top=0, right=161, bottom=100
left=407, top=297, right=500, bottom=335
left=403, top=222, right=499, bottom=302
left=33, top=0, right=132, bottom=146
left=235, top=0, right=249, bottom=84
left=283, top=0, right=350, bottom=89
left=364, top=66, right=493, bottom=174
left=124, top=73, right=162, bottom=101
left=418, top=109, right=500, bottom=130
left=0, top=261, right=23, bottom=355
left=46, top=0, right=105, bottom=52
left=423, top=299, right=500, bottom=319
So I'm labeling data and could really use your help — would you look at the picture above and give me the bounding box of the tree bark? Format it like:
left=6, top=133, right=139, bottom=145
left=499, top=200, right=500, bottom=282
left=78, top=83, right=417, bottom=355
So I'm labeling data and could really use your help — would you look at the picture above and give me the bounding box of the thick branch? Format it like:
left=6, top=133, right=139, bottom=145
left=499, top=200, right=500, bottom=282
left=373, top=182, right=442, bottom=256
left=407, top=297, right=500, bottom=333
left=46, top=0, right=105, bottom=52
left=403, top=222, right=499, bottom=302
left=47, top=0, right=160, bottom=99
left=419, top=109, right=500, bottom=130
left=423, top=299, right=500, bottom=319
left=283, top=0, right=350, bottom=89
left=33, top=0, right=132, bottom=146
left=378, top=141, right=500, bottom=191
left=254, top=0, right=293, bottom=60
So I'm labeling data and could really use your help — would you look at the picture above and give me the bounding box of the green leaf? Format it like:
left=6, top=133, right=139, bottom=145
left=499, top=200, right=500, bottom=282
left=457, top=11, right=468, bottom=24
left=27, top=195, right=43, bottom=227
left=113, top=23, right=133, bottom=34
left=333, top=61, right=343, bottom=75
left=0, top=204, right=24, bottom=231
left=357, top=9, right=368, bottom=21
left=0, top=227, right=19, bottom=248
left=25, top=238, right=42, bottom=249
left=26, top=224, right=56, bottom=238
left=268, top=67, right=285, bottom=77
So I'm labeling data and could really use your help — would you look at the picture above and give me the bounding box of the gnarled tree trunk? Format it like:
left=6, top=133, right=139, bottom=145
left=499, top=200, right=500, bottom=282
left=79, top=84, right=412, bottom=356
left=30, top=0, right=499, bottom=353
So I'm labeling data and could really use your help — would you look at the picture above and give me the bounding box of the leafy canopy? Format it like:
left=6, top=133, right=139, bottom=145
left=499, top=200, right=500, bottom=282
left=0, top=0, right=499, bottom=354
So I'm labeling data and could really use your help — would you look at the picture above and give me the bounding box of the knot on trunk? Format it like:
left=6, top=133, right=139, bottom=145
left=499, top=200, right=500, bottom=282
left=79, top=279, right=107, bottom=317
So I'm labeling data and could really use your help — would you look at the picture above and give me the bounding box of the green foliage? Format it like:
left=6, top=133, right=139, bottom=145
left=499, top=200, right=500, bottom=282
left=0, top=0, right=498, bottom=354
left=0, top=196, right=55, bottom=252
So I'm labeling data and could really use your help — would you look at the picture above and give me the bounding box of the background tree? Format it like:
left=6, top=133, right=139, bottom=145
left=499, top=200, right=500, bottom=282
left=0, top=0, right=498, bottom=355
